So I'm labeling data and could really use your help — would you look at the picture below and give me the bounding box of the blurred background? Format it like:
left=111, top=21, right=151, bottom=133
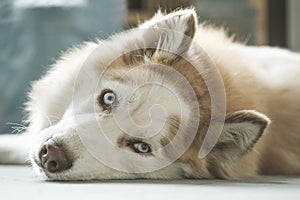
left=0, top=0, right=299, bottom=134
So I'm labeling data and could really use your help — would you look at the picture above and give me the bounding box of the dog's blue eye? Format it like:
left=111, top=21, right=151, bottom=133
left=133, top=142, right=151, bottom=153
left=103, top=91, right=116, bottom=107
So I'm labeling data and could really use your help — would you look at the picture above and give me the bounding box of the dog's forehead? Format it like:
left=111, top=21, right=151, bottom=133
left=103, top=61, right=196, bottom=87
left=103, top=63, right=164, bottom=79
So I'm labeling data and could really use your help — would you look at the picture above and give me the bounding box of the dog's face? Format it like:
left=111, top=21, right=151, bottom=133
left=32, top=64, right=199, bottom=180
left=29, top=9, right=270, bottom=180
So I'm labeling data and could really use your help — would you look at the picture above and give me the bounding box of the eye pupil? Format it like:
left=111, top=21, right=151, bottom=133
left=107, top=96, right=113, bottom=101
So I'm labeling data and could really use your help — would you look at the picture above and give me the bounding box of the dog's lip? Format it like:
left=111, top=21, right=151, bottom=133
left=33, top=156, right=43, bottom=169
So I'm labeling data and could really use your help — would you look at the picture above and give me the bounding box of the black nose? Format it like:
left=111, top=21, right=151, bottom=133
left=39, top=141, right=72, bottom=173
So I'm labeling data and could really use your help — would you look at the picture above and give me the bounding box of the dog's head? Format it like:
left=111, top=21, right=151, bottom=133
left=29, top=9, right=270, bottom=180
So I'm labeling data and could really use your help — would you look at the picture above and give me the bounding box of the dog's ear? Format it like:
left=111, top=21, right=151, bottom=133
left=211, top=110, right=270, bottom=161
left=138, top=8, right=197, bottom=59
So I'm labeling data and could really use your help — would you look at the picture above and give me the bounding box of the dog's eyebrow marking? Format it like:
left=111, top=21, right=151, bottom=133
left=117, top=135, right=129, bottom=148
left=110, top=76, right=132, bottom=84
left=160, top=115, right=181, bottom=147
left=117, top=134, right=145, bottom=148
left=117, top=115, right=181, bottom=151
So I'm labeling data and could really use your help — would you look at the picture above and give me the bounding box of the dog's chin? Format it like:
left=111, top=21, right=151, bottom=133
left=30, top=161, right=48, bottom=180
left=29, top=152, right=59, bottom=180
left=30, top=163, right=69, bottom=181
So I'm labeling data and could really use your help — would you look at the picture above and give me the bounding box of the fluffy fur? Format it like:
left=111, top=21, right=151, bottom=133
left=0, top=8, right=300, bottom=180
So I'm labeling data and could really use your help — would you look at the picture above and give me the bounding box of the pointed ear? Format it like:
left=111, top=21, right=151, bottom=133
left=139, top=8, right=198, bottom=59
left=212, top=110, right=270, bottom=161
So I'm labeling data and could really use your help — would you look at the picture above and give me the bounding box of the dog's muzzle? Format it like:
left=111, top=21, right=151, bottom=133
left=38, top=140, right=72, bottom=173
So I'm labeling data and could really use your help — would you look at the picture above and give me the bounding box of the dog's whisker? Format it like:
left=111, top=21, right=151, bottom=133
left=6, top=122, right=27, bottom=134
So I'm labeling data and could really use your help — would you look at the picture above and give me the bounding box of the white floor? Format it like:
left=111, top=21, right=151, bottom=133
left=0, top=165, right=299, bottom=200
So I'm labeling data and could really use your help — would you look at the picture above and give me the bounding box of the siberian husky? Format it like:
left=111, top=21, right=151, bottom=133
left=0, top=8, right=300, bottom=180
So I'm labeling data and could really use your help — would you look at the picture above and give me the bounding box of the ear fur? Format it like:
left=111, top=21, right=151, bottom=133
left=138, top=8, right=198, bottom=59
left=213, top=110, right=270, bottom=160
left=139, top=8, right=197, bottom=39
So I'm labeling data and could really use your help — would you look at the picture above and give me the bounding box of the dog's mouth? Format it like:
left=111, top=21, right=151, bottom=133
left=32, top=156, right=42, bottom=169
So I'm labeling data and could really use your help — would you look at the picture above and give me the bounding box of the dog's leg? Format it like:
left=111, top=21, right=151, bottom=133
left=0, top=133, right=32, bottom=164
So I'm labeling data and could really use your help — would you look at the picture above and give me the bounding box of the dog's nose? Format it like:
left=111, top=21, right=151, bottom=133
left=39, top=142, right=72, bottom=173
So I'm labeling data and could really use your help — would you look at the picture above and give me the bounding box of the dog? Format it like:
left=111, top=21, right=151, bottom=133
left=0, top=8, right=300, bottom=180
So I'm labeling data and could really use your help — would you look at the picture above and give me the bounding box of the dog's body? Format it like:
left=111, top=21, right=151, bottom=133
left=0, top=9, right=300, bottom=180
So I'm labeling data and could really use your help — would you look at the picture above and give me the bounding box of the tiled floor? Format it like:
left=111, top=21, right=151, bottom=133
left=0, top=165, right=299, bottom=200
